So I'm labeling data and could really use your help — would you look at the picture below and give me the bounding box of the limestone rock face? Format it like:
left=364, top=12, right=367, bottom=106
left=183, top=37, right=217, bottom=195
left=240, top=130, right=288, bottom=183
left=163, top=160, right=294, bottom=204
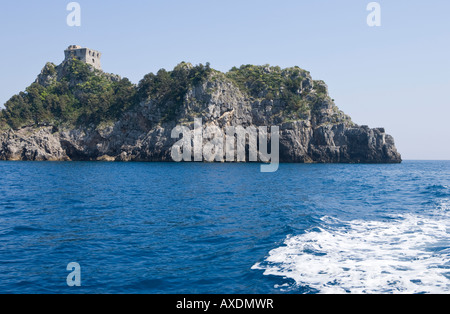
left=0, top=64, right=402, bottom=164
left=0, top=127, right=69, bottom=161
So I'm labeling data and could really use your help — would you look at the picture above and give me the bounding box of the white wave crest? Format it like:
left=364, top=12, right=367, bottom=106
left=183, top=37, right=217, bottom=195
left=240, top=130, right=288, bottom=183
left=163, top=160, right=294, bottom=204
left=252, top=213, right=450, bottom=294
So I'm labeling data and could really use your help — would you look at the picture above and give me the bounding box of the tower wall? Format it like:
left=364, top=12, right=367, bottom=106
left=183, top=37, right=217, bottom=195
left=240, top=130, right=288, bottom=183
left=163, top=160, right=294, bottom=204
left=64, top=46, right=102, bottom=70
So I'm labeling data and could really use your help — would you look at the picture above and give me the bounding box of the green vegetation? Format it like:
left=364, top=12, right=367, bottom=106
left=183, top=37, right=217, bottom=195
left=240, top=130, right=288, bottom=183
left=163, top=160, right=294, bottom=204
left=226, top=64, right=310, bottom=114
left=313, top=80, right=328, bottom=96
left=136, top=62, right=212, bottom=121
left=0, top=59, right=136, bottom=129
left=0, top=60, right=337, bottom=130
left=0, top=60, right=213, bottom=129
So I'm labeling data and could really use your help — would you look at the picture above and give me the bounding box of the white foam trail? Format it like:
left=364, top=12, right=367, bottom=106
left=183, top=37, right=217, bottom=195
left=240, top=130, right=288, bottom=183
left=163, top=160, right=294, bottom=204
left=253, top=211, right=450, bottom=294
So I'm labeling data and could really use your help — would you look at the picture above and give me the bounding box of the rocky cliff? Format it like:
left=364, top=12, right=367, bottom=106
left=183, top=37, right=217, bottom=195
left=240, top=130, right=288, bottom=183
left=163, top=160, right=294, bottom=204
left=0, top=60, right=401, bottom=163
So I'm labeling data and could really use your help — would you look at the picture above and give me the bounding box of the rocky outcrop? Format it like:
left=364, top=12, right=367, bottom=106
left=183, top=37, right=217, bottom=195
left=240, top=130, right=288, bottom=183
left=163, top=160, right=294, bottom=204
left=0, top=63, right=401, bottom=163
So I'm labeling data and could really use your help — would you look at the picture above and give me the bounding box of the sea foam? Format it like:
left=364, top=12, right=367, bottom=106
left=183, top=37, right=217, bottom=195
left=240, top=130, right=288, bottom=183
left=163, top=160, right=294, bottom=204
left=253, top=209, right=450, bottom=294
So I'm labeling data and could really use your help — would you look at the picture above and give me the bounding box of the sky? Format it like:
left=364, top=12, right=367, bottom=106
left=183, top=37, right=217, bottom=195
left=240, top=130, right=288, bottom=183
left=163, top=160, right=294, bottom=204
left=0, top=0, right=449, bottom=160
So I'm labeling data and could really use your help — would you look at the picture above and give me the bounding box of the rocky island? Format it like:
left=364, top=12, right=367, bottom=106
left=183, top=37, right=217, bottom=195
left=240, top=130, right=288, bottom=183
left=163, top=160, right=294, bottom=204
left=0, top=46, right=401, bottom=163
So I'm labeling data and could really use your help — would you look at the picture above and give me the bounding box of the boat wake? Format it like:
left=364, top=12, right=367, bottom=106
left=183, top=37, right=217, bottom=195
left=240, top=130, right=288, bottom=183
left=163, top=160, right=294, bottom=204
left=253, top=206, right=450, bottom=294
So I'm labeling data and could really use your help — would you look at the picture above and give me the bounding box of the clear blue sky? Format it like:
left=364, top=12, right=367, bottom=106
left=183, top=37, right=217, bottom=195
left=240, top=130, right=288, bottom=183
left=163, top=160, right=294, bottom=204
left=0, top=0, right=449, bottom=159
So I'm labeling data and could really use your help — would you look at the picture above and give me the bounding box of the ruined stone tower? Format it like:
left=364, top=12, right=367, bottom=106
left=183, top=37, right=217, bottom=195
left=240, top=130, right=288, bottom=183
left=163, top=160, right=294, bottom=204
left=64, top=45, right=102, bottom=70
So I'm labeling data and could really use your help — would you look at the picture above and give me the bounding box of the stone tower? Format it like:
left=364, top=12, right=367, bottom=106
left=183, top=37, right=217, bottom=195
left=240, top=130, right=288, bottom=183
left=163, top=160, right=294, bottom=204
left=64, top=45, right=102, bottom=70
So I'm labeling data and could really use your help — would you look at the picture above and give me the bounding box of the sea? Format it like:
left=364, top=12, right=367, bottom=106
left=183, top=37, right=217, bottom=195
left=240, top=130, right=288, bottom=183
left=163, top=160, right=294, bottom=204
left=0, top=160, right=449, bottom=294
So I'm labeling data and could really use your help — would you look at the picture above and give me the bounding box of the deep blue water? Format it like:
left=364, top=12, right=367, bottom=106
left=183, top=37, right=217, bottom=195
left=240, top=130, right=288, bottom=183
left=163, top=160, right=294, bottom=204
left=0, top=161, right=449, bottom=294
